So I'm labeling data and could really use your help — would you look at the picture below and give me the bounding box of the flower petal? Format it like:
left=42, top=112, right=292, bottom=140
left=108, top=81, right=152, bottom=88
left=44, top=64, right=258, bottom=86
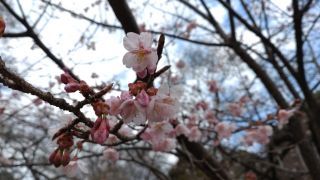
left=123, top=52, right=138, bottom=68
left=123, top=32, right=140, bottom=51
left=139, top=32, right=153, bottom=48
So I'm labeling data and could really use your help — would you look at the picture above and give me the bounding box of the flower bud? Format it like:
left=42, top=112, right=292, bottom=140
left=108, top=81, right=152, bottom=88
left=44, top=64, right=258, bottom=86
left=0, top=17, right=5, bottom=37
left=64, top=83, right=80, bottom=93
left=91, top=117, right=110, bottom=144
left=61, top=150, right=71, bottom=166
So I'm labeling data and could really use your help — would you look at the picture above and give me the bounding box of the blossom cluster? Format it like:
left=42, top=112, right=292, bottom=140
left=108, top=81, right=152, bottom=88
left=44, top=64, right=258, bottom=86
left=49, top=32, right=184, bottom=176
left=48, top=31, right=298, bottom=178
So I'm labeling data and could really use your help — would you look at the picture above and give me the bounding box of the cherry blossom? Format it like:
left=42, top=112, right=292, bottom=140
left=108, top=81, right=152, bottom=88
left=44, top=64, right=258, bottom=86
left=106, top=96, right=122, bottom=115
left=214, top=122, right=236, bottom=140
left=205, top=110, right=219, bottom=124
left=136, top=90, right=150, bottom=107
left=153, top=138, right=176, bottom=152
left=228, top=103, right=242, bottom=116
left=242, top=125, right=273, bottom=146
left=277, top=109, right=295, bottom=129
left=187, top=126, right=202, bottom=142
left=195, top=100, right=208, bottom=111
left=175, top=124, right=190, bottom=136
left=141, top=121, right=176, bottom=151
left=146, top=84, right=180, bottom=122
left=119, top=98, right=146, bottom=124
left=103, top=148, right=119, bottom=162
left=123, top=32, right=158, bottom=73
left=62, top=160, right=88, bottom=177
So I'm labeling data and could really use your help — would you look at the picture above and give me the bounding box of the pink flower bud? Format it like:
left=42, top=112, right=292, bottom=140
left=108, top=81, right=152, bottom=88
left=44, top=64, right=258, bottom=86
left=64, top=83, right=80, bottom=93
left=0, top=17, right=5, bottom=37
left=61, top=150, right=71, bottom=166
left=60, top=73, right=70, bottom=84
left=91, top=117, right=110, bottom=144
left=137, top=69, right=148, bottom=78
left=136, top=90, right=150, bottom=107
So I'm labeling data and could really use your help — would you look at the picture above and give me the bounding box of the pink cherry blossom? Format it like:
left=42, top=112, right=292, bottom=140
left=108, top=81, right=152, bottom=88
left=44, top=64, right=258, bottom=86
left=195, top=100, right=208, bottom=111
left=106, top=96, right=122, bottom=115
left=187, top=126, right=202, bottom=142
left=214, top=122, right=236, bottom=140
left=123, top=32, right=158, bottom=73
left=175, top=124, right=190, bottom=136
left=242, top=125, right=273, bottom=146
left=136, top=90, right=150, bottom=107
left=119, top=99, right=146, bottom=124
left=152, top=138, right=176, bottom=152
left=205, top=110, right=219, bottom=124
left=62, top=160, right=88, bottom=177
left=120, top=91, right=133, bottom=101
left=228, top=103, right=242, bottom=116
left=103, top=148, right=119, bottom=162
left=147, top=85, right=180, bottom=122
left=141, top=121, right=175, bottom=150
left=277, top=109, right=294, bottom=129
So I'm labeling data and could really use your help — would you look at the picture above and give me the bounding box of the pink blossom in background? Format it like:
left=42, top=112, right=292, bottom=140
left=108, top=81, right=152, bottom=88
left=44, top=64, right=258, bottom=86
left=106, top=96, right=122, bottom=115
left=147, top=85, right=180, bottom=122
left=242, top=125, right=273, bottom=146
left=205, top=110, right=219, bottom=124
left=187, top=115, right=197, bottom=128
left=277, top=109, right=295, bottom=129
left=118, top=124, right=134, bottom=137
left=207, top=80, right=219, bottom=93
left=175, top=124, right=190, bottom=136
left=186, top=21, right=197, bottom=32
left=103, top=148, right=119, bottom=162
left=195, top=100, right=209, bottom=111
left=141, top=121, right=176, bottom=151
left=228, top=103, right=242, bottom=116
left=62, top=160, right=88, bottom=178
left=176, top=59, right=186, bottom=69
left=187, top=126, right=202, bottom=142
left=123, top=32, right=158, bottom=73
left=214, top=122, right=236, bottom=140
left=152, top=138, right=176, bottom=152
